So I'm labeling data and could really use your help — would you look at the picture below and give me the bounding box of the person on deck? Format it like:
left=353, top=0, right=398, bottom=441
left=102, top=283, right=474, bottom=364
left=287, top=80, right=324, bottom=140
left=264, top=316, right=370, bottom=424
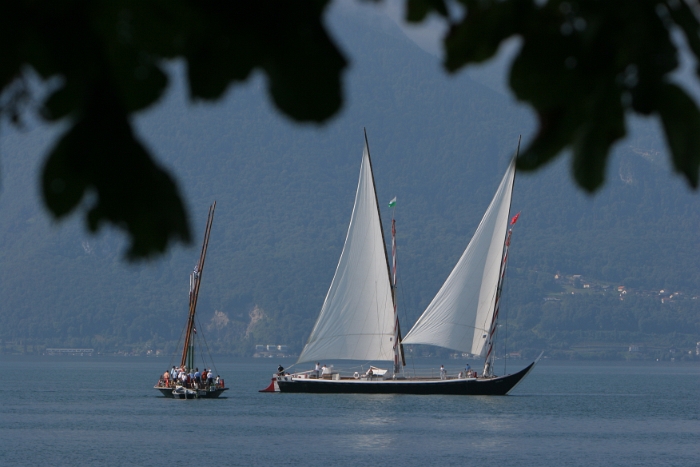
left=314, top=362, right=321, bottom=378
left=277, top=365, right=285, bottom=376
left=465, top=363, right=471, bottom=378
left=440, top=365, right=446, bottom=380
left=194, top=368, right=201, bottom=386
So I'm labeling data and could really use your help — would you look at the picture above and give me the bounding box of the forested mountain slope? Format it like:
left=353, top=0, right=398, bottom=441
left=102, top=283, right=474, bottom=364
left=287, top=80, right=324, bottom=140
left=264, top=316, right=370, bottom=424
left=0, top=5, right=697, bottom=359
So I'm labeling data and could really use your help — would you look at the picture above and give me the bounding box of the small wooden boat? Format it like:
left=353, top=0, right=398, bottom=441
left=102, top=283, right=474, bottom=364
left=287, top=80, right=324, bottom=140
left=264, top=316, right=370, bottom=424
left=154, top=202, right=228, bottom=399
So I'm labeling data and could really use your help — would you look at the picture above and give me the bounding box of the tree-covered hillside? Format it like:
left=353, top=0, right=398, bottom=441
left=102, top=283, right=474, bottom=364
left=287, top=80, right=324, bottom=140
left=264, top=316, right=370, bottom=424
left=1, top=5, right=698, bottom=360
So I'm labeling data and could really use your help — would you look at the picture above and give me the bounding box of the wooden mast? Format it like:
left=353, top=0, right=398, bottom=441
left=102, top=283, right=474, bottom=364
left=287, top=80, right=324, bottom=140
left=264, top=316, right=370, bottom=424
left=180, top=201, right=217, bottom=368
left=364, top=129, right=405, bottom=370
left=483, top=137, right=520, bottom=377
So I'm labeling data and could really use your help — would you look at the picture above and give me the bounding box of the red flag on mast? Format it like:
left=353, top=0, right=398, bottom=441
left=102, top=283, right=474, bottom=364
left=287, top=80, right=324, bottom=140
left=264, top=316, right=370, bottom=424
left=510, top=212, right=521, bottom=225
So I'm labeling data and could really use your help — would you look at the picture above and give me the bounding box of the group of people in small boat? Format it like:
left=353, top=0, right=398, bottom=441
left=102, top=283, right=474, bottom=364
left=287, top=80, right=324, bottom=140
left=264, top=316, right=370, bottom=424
left=158, top=366, right=222, bottom=389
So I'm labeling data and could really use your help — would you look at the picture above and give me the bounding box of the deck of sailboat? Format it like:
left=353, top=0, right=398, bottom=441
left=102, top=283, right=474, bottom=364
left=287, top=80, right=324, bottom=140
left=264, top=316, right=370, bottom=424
left=275, top=361, right=535, bottom=395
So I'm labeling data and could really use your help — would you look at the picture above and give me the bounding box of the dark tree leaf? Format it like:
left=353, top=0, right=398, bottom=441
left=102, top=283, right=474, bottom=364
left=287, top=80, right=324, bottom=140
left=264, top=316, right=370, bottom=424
left=185, top=1, right=347, bottom=122
left=7, top=0, right=700, bottom=263
left=406, top=0, right=449, bottom=23
left=43, top=85, right=190, bottom=259
left=663, top=1, right=700, bottom=71
left=444, top=0, right=531, bottom=70
left=2, top=0, right=347, bottom=259
left=43, top=85, right=83, bottom=122
left=571, top=86, right=626, bottom=191
left=439, top=0, right=696, bottom=191
left=657, top=82, right=700, bottom=187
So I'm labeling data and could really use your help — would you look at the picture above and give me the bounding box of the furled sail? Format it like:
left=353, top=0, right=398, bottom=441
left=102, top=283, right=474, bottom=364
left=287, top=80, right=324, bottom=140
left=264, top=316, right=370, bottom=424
left=403, top=158, right=515, bottom=356
left=297, top=139, right=395, bottom=364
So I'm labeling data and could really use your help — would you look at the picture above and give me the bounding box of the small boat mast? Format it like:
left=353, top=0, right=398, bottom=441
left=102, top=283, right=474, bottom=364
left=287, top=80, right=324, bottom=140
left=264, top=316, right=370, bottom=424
left=181, top=201, right=216, bottom=370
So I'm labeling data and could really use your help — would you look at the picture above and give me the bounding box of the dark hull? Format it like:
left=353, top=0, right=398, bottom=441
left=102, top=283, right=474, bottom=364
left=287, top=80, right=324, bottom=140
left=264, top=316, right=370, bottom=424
left=275, top=361, right=535, bottom=395
left=155, top=386, right=228, bottom=399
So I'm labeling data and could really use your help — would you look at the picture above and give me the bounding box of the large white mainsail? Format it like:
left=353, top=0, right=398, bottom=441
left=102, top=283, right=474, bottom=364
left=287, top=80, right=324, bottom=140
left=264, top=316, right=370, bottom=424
left=403, top=158, right=515, bottom=356
left=297, top=137, right=395, bottom=364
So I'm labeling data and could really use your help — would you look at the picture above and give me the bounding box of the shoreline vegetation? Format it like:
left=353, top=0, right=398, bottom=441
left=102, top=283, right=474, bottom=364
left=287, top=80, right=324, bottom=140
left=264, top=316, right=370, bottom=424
left=3, top=341, right=698, bottom=362
left=4, top=268, right=699, bottom=363
left=3, top=268, right=698, bottom=363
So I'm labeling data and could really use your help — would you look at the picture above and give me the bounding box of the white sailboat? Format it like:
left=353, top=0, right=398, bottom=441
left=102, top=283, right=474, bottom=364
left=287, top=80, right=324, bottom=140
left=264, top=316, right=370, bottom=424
left=261, top=134, right=538, bottom=395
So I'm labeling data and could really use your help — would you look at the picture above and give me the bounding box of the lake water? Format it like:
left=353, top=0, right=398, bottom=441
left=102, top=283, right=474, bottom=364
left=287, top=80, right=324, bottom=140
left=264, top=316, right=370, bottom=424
left=1, top=356, right=698, bottom=466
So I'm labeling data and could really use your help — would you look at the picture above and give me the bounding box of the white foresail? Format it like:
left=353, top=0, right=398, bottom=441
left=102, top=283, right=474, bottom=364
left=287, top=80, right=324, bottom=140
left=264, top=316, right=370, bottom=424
left=297, top=140, right=395, bottom=364
left=402, top=159, right=515, bottom=356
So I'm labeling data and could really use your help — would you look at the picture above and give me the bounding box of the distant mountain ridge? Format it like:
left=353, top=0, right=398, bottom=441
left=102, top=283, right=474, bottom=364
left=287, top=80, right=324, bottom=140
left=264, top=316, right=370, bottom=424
left=0, top=6, right=697, bottom=359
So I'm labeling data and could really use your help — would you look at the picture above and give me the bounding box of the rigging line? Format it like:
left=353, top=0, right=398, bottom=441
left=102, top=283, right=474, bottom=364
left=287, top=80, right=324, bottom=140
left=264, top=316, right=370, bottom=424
left=484, top=144, right=519, bottom=372
left=194, top=315, right=206, bottom=369
left=482, top=286, right=500, bottom=349
left=501, top=139, right=519, bottom=374
left=396, top=270, right=416, bottom=376
left=390, top=210, right=405, bottom=371
left=396, top=247, right=417, bottom=377
left=196, top=314, right=218, bottom=377
left=170, top=315, right=188, bottom=369
left=497, top=227, right=516, bottom=375
left=364, top=128, right=394, bottom=323
left=503, top=273, right=509, bottom=376
left=501, top=231, right=516, bottom=376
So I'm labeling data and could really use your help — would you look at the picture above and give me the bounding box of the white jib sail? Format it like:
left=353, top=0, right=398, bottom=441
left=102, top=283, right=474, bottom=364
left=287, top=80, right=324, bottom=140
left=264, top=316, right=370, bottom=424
left=297, top=141, right=395, bottom=364
left=403, top=158, right=515, bottom=356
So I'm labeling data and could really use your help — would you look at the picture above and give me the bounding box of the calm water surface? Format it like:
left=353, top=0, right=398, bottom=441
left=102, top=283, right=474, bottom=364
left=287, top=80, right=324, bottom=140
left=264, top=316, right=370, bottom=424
left=1, top=357, right=698, bottom=466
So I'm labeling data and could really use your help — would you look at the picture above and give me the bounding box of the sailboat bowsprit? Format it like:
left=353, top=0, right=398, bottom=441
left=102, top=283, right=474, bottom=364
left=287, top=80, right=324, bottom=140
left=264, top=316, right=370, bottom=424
left=260, top=133, right=539, bottom=395
left=155, top=202, right=228, bottom=399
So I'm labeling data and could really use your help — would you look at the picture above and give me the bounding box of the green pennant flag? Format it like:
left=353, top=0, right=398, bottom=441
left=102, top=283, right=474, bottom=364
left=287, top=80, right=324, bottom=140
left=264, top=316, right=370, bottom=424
left=388, top=197, right=397, bottom=208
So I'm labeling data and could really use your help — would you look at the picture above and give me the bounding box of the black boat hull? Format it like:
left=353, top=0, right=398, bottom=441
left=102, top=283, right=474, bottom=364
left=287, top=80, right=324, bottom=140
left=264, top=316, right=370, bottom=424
left=274, top=361, right=535, bottom=395
left=155, top=386, right=228, bottom=399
